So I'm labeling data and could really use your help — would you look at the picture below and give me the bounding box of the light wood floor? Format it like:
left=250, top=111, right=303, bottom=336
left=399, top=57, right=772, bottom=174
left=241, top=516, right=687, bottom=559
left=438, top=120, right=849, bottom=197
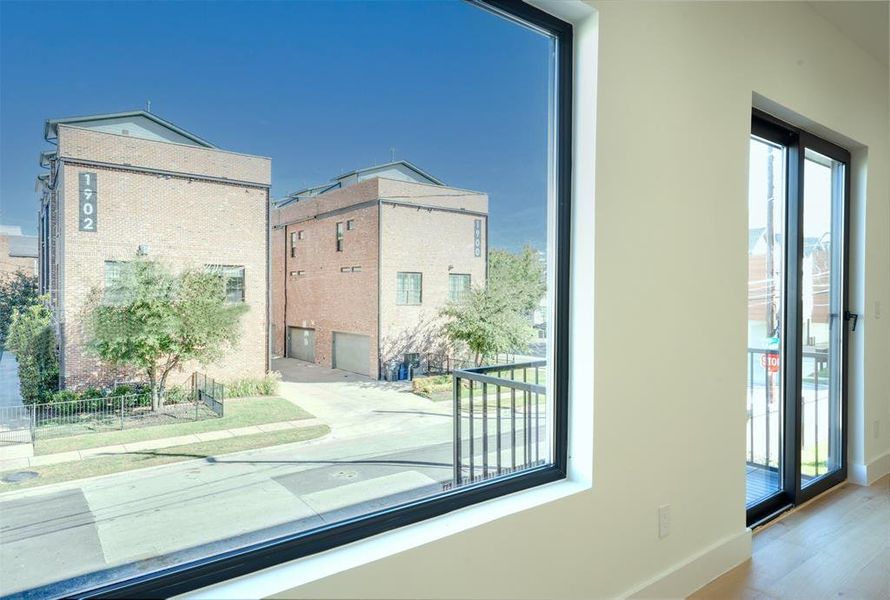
left=690, top=475, right=890, bottom=599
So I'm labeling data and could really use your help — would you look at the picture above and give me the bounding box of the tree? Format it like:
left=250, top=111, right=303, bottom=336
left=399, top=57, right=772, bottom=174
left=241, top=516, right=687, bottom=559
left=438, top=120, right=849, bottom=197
left=0, top=270, right=39, bottom=348
left=487, top=246, right=546, bottom=314
left=440, top=246, right=545, bottom=366
left=86, top=259, right=248, bottom=410
left=6, top=297, right=59, bottom=404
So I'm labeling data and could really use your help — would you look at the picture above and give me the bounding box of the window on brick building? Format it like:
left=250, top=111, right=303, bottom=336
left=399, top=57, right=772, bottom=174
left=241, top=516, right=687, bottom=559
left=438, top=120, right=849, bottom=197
left=206, top=264, right=245, bottom=303
left=290, top=232, right=297, bottom=257
left=448, top=273, right=471, bottom=302
left=103, top=260, right=128, bottom=304
left=346, top=219, right=355, bottom=230
left=336, top=221, right=344, bottom=251
left=396, top=272, right=422, bottom=305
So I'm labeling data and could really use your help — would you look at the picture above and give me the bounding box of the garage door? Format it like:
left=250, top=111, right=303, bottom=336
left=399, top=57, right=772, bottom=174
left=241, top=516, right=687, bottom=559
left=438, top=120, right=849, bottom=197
left=288, top=327, right=316, bottom=362
left=332, top=332, right=370, bottom=376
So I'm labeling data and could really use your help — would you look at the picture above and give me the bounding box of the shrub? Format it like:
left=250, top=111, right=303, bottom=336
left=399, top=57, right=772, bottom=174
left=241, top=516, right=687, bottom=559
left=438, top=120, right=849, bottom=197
left=412, top=375, right=452, bottom=398
left=225, top=372, right=281, bottom=398
left=164, top=384, right=192, bottom=404
left=7, top=298, right=59, bottom=404
left=50, top=390, right=78, bottom=404
left=80, top=387, right=104, bottom=400
left=109, top=383, right=152, bottom=406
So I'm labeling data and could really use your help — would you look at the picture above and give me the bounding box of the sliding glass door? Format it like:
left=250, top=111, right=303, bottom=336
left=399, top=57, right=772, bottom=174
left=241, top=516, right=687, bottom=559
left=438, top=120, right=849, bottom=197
left=799, top=147, right=846, bottom=490
left=746, top=112, right=851, bottom=525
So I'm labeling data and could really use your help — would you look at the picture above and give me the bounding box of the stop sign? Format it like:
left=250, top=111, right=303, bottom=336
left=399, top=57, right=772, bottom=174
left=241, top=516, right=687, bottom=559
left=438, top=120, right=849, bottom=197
left=760, top=353, right=780, bottom=373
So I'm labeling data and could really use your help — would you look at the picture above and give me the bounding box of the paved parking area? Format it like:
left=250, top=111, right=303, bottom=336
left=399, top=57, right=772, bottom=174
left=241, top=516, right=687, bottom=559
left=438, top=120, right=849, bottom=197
left=273, top=358, right=452, bottom=444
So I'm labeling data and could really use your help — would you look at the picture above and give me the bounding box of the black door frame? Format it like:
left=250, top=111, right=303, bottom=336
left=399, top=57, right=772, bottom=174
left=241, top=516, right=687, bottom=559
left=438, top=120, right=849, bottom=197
left=747, top=109, right=851, bottom=526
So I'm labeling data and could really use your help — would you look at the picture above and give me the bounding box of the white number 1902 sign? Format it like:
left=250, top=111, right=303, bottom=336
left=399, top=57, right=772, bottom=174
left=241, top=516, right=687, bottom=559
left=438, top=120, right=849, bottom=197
left=79, top=172, right=97, bottom=232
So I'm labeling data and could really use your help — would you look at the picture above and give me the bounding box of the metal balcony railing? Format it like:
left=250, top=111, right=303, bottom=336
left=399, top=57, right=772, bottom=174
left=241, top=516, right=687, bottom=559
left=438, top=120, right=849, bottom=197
left=746, top=347, right=830, bottom=477
left=452, top=360, right=547, bottom=487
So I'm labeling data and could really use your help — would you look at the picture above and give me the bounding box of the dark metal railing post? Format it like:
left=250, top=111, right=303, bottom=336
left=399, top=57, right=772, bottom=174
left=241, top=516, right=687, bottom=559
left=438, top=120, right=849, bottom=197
left=534, top=365, right=540, bottom=463
left=120, top=396, right=124, bottom=430
left=468, top=380, right=475, bottom=482
left=510, top=368, right=516, bottom=470
left=523, top=367, right=529, bottom=466
left=453, top=373, right=462, bottom=486
left=764, top=352, right=770, bottom=469
left=813, top=355, right=819, bottom=476
left=482, top=381, right=488, bottom=478
left=496, top=382, right=502, bottom=476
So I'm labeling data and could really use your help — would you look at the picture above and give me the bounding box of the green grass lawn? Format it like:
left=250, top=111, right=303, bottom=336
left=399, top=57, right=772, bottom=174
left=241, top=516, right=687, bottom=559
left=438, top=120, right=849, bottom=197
left=34, top=397, right=313, bottom=455
left=0, top=425, right=330, bottom=492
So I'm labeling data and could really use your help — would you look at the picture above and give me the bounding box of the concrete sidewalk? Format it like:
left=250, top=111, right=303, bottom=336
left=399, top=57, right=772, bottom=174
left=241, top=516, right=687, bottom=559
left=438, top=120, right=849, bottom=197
left=0, top=417, right=324, bottom=471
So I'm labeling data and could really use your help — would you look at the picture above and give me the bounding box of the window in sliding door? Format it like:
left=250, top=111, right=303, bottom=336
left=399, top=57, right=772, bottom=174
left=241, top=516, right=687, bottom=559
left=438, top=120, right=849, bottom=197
left=746, top=136, right=786, bottom=507
left=800, top=148, right=846, bottom=488
left=746, top=111, right=851, bottom=526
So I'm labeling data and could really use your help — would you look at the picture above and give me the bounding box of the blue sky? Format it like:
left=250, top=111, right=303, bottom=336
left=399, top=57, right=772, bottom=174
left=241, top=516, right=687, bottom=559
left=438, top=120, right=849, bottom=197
left=0, top=0, right=552, bottom=250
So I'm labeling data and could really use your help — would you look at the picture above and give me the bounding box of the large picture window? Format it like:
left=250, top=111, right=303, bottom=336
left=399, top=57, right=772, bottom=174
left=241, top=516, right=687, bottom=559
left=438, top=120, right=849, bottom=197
left=0, top=1, right=571, bottom=596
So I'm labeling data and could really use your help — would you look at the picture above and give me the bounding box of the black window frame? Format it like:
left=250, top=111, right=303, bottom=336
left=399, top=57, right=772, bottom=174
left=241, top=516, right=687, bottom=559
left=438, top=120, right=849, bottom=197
left=746, top=109, right=851, bottom=527
left=335, top=221, right=344, bottom=251
left=66, top=1, right=572, bottom=596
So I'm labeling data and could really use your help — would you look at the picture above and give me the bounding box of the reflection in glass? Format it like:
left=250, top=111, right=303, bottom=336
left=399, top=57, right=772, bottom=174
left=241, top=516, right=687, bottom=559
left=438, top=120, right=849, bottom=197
left=800, top=149, right=844, bottom=486
left=746, top=137, right=785, bottom=506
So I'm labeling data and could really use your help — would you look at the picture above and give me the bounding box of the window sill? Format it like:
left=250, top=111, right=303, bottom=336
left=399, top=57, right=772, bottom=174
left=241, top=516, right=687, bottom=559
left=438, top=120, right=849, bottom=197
left=181, top=476, right=590, bottom=600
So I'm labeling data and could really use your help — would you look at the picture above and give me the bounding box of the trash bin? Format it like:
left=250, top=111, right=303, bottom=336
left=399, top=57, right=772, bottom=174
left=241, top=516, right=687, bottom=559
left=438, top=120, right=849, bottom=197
left=385, top=362, right=399, bottom=382
left=398, top=363, right=409, bottom=380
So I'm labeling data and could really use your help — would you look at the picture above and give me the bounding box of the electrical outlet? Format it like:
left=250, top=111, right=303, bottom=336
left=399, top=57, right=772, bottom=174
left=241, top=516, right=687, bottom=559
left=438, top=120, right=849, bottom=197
left=874, top=420, right=881, bottom=440
left=658, top=504, right=671, bottom=539
left=875, top=301, right=881, bottom=320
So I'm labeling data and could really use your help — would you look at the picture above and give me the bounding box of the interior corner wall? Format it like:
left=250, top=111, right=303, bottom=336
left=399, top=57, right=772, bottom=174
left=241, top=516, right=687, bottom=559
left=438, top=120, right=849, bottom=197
left=270, top=2, right=889, bottom=598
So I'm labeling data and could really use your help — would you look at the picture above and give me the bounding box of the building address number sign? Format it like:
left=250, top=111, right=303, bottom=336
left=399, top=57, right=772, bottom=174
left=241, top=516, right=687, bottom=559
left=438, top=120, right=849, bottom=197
left=79, top=172, right=97, bottom=232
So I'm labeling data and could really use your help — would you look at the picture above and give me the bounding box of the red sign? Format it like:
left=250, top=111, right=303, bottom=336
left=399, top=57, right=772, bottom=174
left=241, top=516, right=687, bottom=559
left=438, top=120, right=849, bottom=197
left=760, top=353, right=780, bottom=373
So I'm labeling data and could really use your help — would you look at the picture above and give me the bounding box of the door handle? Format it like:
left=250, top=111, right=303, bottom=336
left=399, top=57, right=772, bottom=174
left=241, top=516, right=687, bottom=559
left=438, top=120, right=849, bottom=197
left=844, top=310, right=859, bottom=332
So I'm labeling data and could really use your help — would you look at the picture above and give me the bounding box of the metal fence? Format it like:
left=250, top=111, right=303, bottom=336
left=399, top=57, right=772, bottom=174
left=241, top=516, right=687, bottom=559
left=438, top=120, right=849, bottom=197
left=451, top=360, right=547, bottom=488
left=746, top=347, right=830, bottom=474
left=0, top=372, right=225, bottom=446
left=193, top=372, right=225, bottom=417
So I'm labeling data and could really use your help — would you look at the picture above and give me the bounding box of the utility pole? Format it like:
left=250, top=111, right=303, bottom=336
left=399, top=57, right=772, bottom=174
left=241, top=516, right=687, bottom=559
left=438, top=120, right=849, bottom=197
left=766, top=148, right=775, bottom=341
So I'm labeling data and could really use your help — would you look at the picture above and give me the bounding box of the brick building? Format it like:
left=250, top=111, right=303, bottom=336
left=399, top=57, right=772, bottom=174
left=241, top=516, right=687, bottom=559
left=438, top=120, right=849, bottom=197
left=36, top=111, right=271, bottom=389
left=0, top=225, right=38, bottom=277
left=271, top=161, right=488, bottom=377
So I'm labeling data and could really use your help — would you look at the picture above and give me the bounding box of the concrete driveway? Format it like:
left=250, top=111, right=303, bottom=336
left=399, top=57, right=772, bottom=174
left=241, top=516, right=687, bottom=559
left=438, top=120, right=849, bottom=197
left=273, top=358, right=453, bottom=443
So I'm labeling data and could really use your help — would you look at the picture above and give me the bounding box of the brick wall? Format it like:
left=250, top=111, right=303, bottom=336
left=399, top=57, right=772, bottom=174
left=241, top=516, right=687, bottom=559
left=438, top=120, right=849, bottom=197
left=58, top=125, right=270, bottom=184
left=379, top=202, right=487, bottom=365
left=272, top=180, right=380, bottom=375
left=0, top=235, right=37, bottom=277
left=55, top=127, right=270, bottom=390
left=271, top=177, right=488, bottom=377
